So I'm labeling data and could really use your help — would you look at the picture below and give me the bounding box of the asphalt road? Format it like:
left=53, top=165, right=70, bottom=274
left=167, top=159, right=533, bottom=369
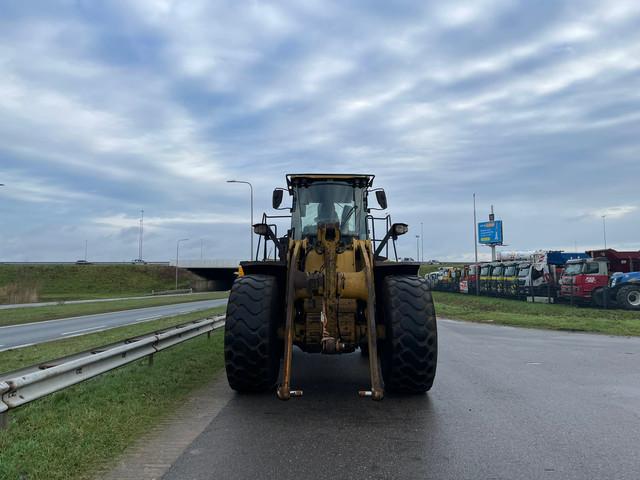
left=0, top=291, right=211, bottom=310
left=163, top=319, right=640, bottom=480
left=0, top=299, right=228, bottom=351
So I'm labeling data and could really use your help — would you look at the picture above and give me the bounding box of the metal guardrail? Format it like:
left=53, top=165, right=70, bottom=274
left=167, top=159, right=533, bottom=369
left=151, top=288, right=193, bottom=296
left=0, top=261, right=171, bottom=266
left=0, top=316, right=225, bottom=426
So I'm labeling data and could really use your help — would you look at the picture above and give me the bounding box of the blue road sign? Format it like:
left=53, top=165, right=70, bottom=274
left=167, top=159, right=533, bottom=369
left=478, top=220, right=503, bottom=245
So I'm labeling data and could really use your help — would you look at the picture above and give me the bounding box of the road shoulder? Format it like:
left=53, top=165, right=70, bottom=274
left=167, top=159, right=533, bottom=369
left=99, top=372, right=233, bottom=480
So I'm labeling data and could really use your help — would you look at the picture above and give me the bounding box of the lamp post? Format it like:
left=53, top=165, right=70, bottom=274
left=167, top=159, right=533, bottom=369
left=473, top=193, right=479, bottom=295
left=415, top=235, right=420, bottom=261
left=227, top=180, right=254, bottom=260
left=138, top=209, right=144, bottom=261
left=473, top=193, right=478, bottom=263
left=602, top=215, right=607, bottom=249
left=176, top=238, right=189, bottom=290
left=420, top=222, right=424, bottom=263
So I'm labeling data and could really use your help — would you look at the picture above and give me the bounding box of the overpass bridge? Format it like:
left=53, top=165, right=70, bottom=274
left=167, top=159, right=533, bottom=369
left=171, top=259, right=242, bottom=291
left=0, top=260, right=244, bottom=291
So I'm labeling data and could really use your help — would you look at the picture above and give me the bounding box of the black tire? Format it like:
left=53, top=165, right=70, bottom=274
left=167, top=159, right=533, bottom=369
left=616, top=285, right=640, bottom=311
left=224, top=274, right=282, bottom=392
left=381, top=276, right=438, bottom=393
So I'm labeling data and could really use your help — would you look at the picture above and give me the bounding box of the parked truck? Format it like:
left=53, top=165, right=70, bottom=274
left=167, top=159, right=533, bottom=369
left=428, top=266, right=462, bottom=292
left=459, top=263, right=481, bottom=294
left=479, top=262, right=496, bottom=295
left=559, top=249, right=640, bottom=310
left=518, top=251, right=588, bottom=301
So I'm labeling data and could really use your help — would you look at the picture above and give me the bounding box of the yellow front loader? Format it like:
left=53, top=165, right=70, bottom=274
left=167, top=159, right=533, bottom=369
left=224, top=174, right=437, bottom=400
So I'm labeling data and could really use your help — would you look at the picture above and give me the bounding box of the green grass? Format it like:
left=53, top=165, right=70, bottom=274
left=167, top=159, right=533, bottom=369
left=433, top=292, right=640, bottom=336
left=0, top=291, right=228, bottom=328
left=0, top=264, right=209, bottom=303
left=0, top=306, right=227, bottom=480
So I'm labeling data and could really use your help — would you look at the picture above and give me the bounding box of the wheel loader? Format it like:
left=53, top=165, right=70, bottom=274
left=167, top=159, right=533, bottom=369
left=224, top=174, right=437, bottom=400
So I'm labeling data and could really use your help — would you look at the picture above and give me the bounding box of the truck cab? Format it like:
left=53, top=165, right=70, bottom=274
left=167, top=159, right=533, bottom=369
left=479, top=263, right=493, bottom=294
left=490, top=263, right=506, bottom=296
left=501, top=262, right=520, bottom=297
left=561, top=250, right=640, bottom=309
left=559, top=258, right=609, bottom=302
left=460, top=263, right=481, bottom=294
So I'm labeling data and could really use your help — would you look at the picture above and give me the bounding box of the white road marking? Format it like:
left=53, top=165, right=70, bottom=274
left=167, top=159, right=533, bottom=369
left=136, top=314, right=163, bottom=321
left=0, top=300, right=224, bottom=329
left=0, top=342, right=34, bottom=352
left=61, top=325, right=106, bottom=336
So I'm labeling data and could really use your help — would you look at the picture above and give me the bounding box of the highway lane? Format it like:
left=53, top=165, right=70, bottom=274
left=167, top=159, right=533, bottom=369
left=163, top=319, right=640, bottom=480
left=0, top=298, right=228, bottom=351
left=0, top=291, right=213, bottom=310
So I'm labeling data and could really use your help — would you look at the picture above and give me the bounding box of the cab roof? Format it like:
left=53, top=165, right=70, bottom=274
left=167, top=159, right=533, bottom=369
left=286, top=173, right=375, bottom=190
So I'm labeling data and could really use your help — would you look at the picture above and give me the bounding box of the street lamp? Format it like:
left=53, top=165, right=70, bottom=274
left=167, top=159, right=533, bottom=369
left=420, top=222, right=424, bottom=263
left=415, top=235, right=420, bottom=261
left=176, top=238, right=189, bottom=290
left=602, top=215, right=607, bottom=250
left=227, top=180, right=254, bottom=260
left=138, top=209, right=144, bottom=262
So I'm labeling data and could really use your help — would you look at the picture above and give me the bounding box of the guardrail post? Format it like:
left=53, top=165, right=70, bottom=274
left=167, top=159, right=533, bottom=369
left=571, top=285, right=575, bottom=307
left=0, top=412, right=9, bottom=430
left=530, top=283, right=535, bottom=303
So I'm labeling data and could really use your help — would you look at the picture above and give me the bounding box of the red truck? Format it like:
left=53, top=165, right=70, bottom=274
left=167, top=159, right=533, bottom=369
left=559, top=249, right=640, bottom=308
left=459, top=263, right=481, bottom=294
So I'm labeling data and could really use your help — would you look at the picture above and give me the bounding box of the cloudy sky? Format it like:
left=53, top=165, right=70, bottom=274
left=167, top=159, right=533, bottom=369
left=1, top=0, right=639, bottom=262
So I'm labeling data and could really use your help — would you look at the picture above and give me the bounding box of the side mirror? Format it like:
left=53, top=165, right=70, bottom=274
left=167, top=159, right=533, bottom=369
left=392, top=223, right=408, bottom=238
left=253, top=223, right=270, bottom=236
left=375, top=190, right=387, bottom=209
left=272, top=189, right=284, bottom=209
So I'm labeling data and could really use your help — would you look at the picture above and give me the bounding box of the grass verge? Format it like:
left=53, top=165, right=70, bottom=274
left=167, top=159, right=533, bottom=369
left=0, top=291, right=228, bottom=328
left=0, top=264, right=209, bottom=303
left=433, top=291, right=640, bottom=336
left=0, top=306, right=226, bottom=480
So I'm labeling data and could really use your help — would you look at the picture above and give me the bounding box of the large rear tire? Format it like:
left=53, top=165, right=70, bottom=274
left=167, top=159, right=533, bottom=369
left=381, top=275, right=438, bottom=393
left=224, top=274, right=282, bottom=392
left=616, top=285, right=640, bottom=311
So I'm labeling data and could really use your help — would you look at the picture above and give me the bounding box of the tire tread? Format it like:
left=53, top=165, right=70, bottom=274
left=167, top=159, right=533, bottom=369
left=382, top=275, right=438, bottom=393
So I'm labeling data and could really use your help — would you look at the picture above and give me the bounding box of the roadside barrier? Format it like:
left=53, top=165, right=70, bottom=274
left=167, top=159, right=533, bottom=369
left=0, top=316, right=225, bottom=429
left=150, top=288, right=193, bottom=295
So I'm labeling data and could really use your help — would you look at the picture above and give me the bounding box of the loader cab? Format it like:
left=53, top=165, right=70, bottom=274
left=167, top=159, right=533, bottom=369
left=286, top=174, right=375, bottom=242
